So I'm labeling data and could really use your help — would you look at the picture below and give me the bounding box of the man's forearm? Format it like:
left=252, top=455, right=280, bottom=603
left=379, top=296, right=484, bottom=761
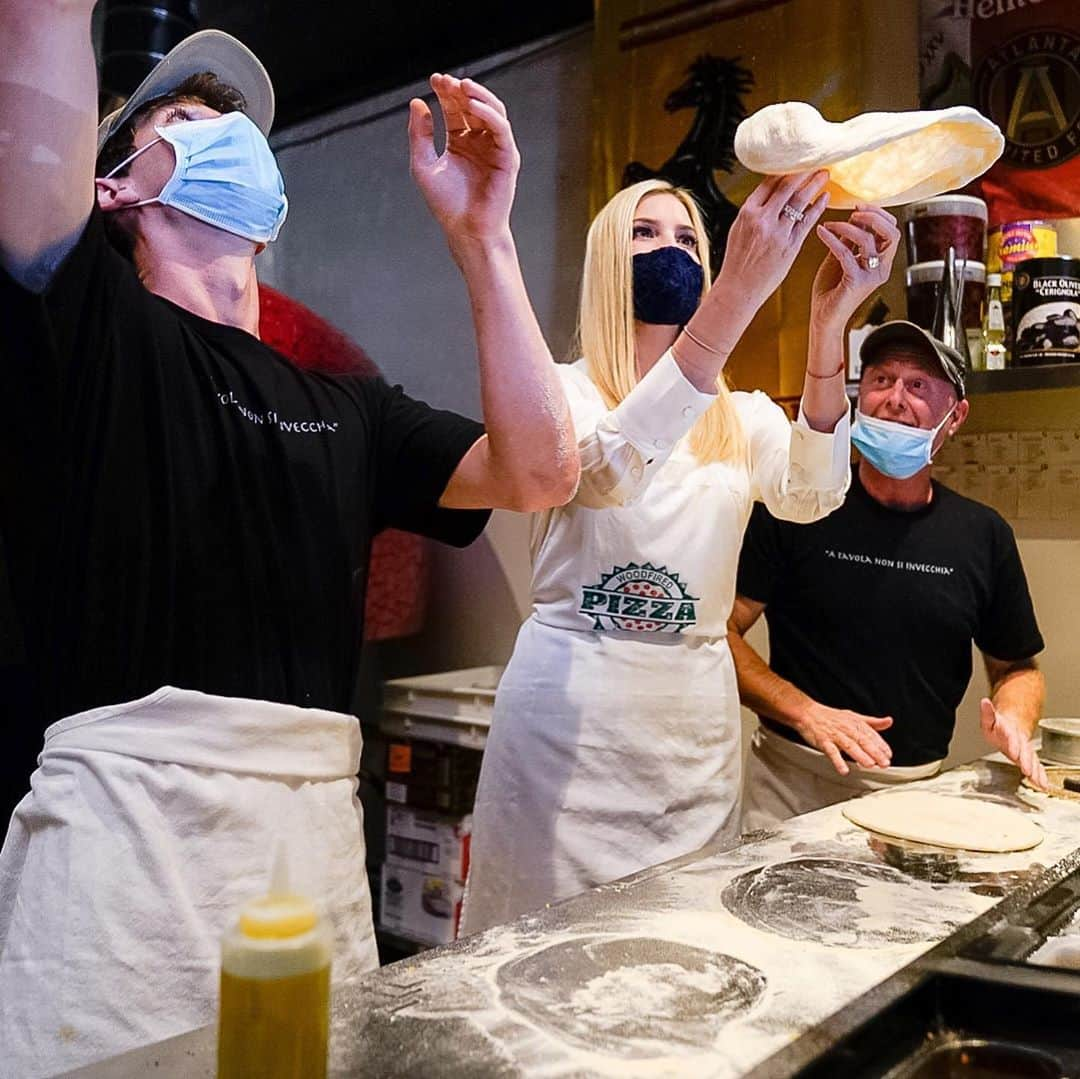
left=991, top=665, right=1045, bottom=740
left=0, top=0, right=98, bottom=281
left=452, top=231, right=578, bottom=510
left=728, top=627, right=815, bottom=732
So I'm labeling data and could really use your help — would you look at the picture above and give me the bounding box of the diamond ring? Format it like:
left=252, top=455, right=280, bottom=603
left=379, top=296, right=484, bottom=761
left=781, top=203, right=806, bottom=224
left=866, top=255, right=881, bottom=270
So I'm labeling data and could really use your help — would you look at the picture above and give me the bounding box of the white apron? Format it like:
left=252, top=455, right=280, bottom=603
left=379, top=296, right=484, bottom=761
left=461, top=353, right=851, bottom=935
left=462, top=618, right=743, bottom=934
left=0, top=686, right=376, bottom=1078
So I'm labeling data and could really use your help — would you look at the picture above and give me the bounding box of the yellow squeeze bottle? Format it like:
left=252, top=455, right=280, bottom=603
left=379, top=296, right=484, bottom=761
left=217, top=845, right=332, bottom=1079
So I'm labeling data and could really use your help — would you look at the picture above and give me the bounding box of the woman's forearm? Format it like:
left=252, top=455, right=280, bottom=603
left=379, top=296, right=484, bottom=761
left=801, top=315, right=850, bottom=433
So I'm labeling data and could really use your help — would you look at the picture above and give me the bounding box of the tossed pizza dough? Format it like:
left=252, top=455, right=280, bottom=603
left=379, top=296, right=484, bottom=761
left=734, top=101, right=1003, bottom=208
left=842, top=790, right=1043, bottom=852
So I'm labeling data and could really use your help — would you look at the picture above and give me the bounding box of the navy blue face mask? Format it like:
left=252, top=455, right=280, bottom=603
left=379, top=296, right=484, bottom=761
left=632, top=246, right=704, bottom=326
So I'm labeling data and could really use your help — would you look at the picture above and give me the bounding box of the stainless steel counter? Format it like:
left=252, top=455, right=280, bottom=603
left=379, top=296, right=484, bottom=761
left=66, top=759, right=1080, bottom=1078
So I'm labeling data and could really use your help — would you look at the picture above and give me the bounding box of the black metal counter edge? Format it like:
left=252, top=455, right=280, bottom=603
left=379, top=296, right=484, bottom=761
left=747, top=846, right=1080, bottom=1079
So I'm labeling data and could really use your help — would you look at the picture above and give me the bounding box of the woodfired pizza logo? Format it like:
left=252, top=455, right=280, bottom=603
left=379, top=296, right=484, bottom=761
left=973, top=28, right=1080, bottom=169
left=580, top=562, right=699, bottom=634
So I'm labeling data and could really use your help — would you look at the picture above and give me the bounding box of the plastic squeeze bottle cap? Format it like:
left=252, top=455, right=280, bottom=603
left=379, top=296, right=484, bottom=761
left=221, top=840, right=332, bottom=977
left=237, top=842, right=319, bottom=940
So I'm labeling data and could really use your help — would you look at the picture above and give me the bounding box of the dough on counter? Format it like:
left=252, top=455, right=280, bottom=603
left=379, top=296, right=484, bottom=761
left=841, top=790, right=1043, bottom=852
left=733, top=102, right=1003, bottom=208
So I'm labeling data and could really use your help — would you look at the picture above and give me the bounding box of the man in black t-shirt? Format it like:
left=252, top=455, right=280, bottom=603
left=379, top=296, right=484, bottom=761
left=2, top=27, right=577, bottom=738
left=730, top=321, right=1047, bottom=831
left=0, top=14, right=578, bottom=1072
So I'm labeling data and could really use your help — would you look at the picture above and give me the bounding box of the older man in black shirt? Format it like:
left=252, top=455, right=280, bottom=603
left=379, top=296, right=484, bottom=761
left=730, top=322, right=1047, bottom=831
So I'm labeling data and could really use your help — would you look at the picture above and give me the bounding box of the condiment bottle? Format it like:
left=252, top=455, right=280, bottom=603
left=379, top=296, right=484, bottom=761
left=217, top=845, right=332, bottom=1079
left=981, top=271, right=1008, bottom=370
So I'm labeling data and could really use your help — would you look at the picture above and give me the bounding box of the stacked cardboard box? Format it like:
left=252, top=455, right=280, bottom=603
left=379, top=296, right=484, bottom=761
left=379, top=805, right=472, bottom=946
left=384, top=737, right=482, bottom=817
left=377, top=667, right=498, bottom=948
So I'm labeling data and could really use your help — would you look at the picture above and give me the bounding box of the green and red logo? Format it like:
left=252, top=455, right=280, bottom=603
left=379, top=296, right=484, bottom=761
left=580, top=562, right=698, bottom=633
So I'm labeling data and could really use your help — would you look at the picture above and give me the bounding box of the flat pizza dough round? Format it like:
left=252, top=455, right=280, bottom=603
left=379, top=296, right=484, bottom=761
left=733, top=101, right=1003, bottom=208
left=842, top=790, right=1043, bottom=852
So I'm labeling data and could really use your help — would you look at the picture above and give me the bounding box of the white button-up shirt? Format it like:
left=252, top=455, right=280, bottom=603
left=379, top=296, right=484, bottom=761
left=529, top=350, right=852, bottom=640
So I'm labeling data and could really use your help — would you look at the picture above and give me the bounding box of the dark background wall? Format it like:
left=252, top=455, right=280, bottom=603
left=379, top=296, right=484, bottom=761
left=97, top=0, right=592, bottom=127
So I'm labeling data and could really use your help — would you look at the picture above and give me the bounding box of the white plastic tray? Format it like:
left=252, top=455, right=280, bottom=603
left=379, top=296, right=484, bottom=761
left=379, top=665, right=502, bottom=749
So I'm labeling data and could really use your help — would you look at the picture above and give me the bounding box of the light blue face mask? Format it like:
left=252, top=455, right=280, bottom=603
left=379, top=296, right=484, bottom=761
left=851, top=408, right=956, bottom=480
left=103, top=112, right=288, bottom=244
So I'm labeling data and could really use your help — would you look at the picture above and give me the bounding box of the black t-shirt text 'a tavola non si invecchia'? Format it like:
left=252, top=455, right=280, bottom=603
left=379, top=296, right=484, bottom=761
left=0, top=208, right=488, bottom=729
left=737, top=468, right=1044, bottom=766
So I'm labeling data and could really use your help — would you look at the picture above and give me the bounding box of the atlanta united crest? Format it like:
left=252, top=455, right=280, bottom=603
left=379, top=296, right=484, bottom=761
left=580, top=562, right=699, bottom=633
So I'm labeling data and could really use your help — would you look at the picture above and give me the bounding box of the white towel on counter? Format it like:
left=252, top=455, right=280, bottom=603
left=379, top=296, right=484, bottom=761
left=0, top=686, right=376, bottom=1078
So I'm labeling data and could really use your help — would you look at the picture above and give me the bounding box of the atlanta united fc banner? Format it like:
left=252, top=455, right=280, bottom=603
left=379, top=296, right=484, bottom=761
left=920, top=0, right=1080, bottom=223
left=591, top=0, right=912, bottom=398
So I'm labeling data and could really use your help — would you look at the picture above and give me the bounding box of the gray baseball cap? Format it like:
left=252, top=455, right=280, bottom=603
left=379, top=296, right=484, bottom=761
left=96, top=29, right=275, bottom=158
left=859, top=320, right=967, bottom=399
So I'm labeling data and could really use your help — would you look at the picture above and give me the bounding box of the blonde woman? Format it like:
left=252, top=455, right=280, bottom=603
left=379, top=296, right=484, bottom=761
left=462, top=173, right=901, bottom=933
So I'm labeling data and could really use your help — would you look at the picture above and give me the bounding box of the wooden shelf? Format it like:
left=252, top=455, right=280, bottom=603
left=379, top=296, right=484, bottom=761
left=966, top=364, right=1080, bottom=394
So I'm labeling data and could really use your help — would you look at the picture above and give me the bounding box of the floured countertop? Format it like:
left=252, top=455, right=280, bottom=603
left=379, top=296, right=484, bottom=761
left=327, top=760, right=1080, bottom=1078
left=67, top=759, right=1080, bottom=1078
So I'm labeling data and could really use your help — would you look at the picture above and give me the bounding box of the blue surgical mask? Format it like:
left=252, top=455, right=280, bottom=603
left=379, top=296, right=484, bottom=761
left=632, top=246, right=704, bottom=325
left=851, top=408, right=956, bottom=480
left=104, top=112, right=288, bottom=243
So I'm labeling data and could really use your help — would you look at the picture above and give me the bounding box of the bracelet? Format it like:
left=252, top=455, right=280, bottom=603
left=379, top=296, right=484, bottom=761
left=805, top=362, right=846, bottom=380
left=681, top=325, right=728, bottom=357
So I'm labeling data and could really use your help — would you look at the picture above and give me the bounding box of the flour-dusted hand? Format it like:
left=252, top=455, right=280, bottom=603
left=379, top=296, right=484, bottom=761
left=795, top=702, right=894, bottom=775
left=408, top=74, right=521, bottom=251
left=811, top=202, right=901, bottom=330
left=980, top=697, right=1049, bottom=790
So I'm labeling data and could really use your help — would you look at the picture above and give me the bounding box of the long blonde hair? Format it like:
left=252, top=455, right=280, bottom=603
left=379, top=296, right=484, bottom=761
left=575, top=180, right=744, bottom=464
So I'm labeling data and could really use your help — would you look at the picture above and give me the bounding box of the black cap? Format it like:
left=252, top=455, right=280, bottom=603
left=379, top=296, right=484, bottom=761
left=859, top=320, right=966, bottom=399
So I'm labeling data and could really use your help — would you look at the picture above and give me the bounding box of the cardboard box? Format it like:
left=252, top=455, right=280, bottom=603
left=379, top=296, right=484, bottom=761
left=385, top=738, right=482, bottom=816
left=385, top=806, right=471, bottom=882
left=379, top=863, right=464, bottom=947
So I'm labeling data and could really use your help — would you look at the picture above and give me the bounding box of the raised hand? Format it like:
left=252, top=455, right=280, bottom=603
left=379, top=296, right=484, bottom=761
left=795, top=702, right=894, bottom=776
left=979, top=697, right=1049, bottom=790
left=684, top=171, right=831, bottom=363
left=717, top=171, right=830, bottom=300
left=408, top=74, right=521, bottom=249
left=811, top=203, right=901, bottom=330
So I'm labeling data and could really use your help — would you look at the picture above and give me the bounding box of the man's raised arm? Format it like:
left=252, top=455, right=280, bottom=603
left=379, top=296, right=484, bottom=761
left=0, top=0, right=98, bottom=290
left=408, top=74, right=578, bottom=513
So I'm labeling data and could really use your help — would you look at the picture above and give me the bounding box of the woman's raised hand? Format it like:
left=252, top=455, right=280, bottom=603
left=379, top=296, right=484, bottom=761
left=408, top=74, right=521, bottom=249
left=683, top=171, right=830, bottom=364
left=716, top=170, right=831, bottom=306
left=810, top=204, right=901, bottom=330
